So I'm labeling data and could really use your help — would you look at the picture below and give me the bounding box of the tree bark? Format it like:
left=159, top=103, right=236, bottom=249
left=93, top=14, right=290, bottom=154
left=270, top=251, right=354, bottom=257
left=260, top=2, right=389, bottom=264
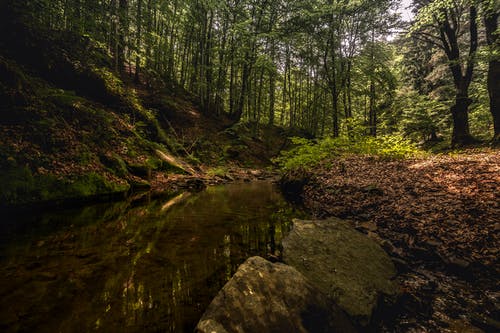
left=231, top=56, right=250, bottom=122
left=451, top=96, right=473, bottom=145
left=117, top=0, right=128, bottom=72
left=438, top=6, right=478, bottom=146
left=134, top=0, right=142, bottom=83
left=484, top=7, right=500, bottom=142
left=368, top=28, right=376, bottom=137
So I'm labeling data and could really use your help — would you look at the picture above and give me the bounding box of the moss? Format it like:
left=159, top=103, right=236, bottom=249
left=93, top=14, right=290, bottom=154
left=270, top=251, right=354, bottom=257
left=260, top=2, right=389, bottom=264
left=206, top=167, right=229, bottom=178
left=99, top=154, right=128, bottom=177
left=0, top=166, right=35, bottom=204
left=68, top=173, right=129, bottom=198
left=145, top=157, right=163, bottom=170
left=0, top=167, right=129, bottom=206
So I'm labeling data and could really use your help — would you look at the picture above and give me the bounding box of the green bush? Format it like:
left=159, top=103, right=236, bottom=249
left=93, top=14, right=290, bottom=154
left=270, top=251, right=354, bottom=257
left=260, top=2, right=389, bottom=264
left=273, top=135, right=423, bottom=171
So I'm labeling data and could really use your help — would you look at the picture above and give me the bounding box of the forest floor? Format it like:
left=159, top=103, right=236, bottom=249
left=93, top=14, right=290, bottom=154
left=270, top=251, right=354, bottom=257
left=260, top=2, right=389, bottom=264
left=295, top=149, right=499, bottom=332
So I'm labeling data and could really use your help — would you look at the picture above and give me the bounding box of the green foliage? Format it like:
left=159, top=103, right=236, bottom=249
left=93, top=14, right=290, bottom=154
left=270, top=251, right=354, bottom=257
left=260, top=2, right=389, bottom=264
left=274, top=135, right=423, bottom=171
left=395, top=89, right=450, bottom=141
left=274, top=137, right=331, bottom=171
left=410, top=0, right=456, bottom=32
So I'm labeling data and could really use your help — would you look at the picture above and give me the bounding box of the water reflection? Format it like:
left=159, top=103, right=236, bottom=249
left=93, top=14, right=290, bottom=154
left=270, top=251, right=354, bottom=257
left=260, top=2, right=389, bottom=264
left=0, top=181, right=306, bottom=332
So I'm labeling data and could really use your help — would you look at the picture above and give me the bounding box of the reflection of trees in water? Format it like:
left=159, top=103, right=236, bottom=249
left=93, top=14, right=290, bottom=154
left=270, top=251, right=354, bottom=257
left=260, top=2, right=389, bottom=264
left=0, top=182, right=305, bottom=332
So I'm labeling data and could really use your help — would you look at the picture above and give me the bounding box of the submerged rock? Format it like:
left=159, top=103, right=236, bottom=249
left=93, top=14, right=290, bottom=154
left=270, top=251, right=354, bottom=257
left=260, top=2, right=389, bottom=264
left=282, top=218, right=398, bottom=326
left=196, top=256, right=356, bottom=333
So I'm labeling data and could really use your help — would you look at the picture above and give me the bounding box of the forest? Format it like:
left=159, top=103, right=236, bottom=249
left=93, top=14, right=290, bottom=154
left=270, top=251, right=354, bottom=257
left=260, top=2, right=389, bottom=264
left=0, top=0, right=499, bottom=332
left=4, top=0, right=498, bottom=144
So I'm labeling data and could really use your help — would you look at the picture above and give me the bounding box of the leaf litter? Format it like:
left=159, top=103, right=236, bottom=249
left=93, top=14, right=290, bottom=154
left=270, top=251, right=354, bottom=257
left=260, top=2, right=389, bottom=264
left=299, top=150, right=499, bottom=332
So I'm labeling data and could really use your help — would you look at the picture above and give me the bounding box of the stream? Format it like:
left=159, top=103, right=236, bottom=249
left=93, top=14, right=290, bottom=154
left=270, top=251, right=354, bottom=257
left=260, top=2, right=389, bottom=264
left=0, top=181, right=306, bottom=332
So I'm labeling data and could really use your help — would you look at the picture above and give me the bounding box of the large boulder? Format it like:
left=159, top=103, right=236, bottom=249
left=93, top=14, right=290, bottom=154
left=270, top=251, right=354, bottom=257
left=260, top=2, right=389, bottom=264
left=196, top=256, right=357, bottom=333
left=282, top=219, right=398, bottom=326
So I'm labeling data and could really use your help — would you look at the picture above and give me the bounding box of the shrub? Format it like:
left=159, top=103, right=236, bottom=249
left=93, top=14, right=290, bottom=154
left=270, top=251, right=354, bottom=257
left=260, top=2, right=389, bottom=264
left=273, top=135, right=423, bottom=171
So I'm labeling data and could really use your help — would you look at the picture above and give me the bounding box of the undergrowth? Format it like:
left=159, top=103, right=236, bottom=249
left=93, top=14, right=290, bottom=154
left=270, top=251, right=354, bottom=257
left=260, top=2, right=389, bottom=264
left=274, top=135, right=424, bottom=171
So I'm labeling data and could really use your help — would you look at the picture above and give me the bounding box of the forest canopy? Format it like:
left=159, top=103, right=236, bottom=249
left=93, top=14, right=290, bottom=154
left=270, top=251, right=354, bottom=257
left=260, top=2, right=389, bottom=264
left=2, top=0, right=499, bottom=146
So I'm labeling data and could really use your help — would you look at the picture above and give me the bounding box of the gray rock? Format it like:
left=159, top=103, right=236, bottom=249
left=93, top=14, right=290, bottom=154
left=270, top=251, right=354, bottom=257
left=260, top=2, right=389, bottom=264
left=282, top=219, right=398, bottom=326
left=196, top=256, right=356, bottom=333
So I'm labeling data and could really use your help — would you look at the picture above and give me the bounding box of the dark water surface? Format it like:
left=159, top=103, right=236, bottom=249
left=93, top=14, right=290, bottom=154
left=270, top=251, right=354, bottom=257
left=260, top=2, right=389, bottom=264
left=0, top=181, right=306, bottom=332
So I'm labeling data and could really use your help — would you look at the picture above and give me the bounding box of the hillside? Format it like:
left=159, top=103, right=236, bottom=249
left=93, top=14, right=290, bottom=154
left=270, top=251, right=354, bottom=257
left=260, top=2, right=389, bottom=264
left=0, top=24, right=286, bottom=207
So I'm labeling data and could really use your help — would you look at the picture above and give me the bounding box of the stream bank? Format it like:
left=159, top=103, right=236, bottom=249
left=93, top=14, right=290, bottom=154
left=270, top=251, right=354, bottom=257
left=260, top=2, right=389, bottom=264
left=280, top=151, right=500, bottom=332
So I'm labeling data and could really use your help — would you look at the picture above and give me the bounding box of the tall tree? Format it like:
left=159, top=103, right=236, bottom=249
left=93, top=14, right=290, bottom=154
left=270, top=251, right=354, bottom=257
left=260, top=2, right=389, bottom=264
left=411, top=0, right=479, bottom=145
left=481, top=0, right=500, bottom=142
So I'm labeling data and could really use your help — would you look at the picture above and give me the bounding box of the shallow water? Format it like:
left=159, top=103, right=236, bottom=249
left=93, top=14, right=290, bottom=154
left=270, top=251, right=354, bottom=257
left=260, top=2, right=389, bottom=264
left=0, top=181, right=306, bottom=332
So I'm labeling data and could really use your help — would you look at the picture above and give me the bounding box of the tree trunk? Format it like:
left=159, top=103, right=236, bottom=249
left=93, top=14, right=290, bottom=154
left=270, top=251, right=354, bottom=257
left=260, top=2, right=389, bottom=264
left=214, top=13, right=229, bottom=116
left=134, top=0, right=142, bottom=83
left=231, top=57, right=250, bottom=122
left=487, top=58, right=500, bottom=143
left=484, top=9, right=500, bottom=142
left=438, top=6, right=478, bottom=146
left=451, top=95, right=473, bottom=145
left=268, top=69, right=276, bottom=126
left=117, top=0, right=128, bottom=72
left=368, top=27, right=376, bottom=137
left=369, top=78, right=376, bottom=136
left=110, top=0, right=118, bottom=71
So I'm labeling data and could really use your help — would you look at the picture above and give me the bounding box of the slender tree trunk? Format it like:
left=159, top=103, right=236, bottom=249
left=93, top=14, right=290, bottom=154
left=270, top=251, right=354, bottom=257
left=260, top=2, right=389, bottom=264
left=232, top=56, right=250, bottom=122
left=214, top=12, right=229, bottom=116
left=167, top=0, right=179, bottom=83
left=117, top=0, right=128, bottom=72
left=203, top=9, right=214, bottom=113
left=369, top=78, right=376, bottom=136
left=281, top=46, right=289, bottom=126
left=110, top=0, right=118, bottom=71
left=368, top=28, right=376, bottom=137
left=144, top=0, right=152, bottom=84
left=324, top=31, right=340, bottom=137
left=134, top=0, right=142, bottom=83
left=256, top=67, right=265, bottom=122
left=268, top=69, right=276, bottom=126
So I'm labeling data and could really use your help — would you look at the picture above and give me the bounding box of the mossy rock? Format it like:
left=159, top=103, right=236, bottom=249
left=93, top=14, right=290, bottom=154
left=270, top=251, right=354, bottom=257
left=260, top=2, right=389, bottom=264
left=67, top=173, right=129, bottom=198
left=282, top=218, right=398, bottom=327
left=0, top=167, right=129, bottom=206
left=196, top=257, right=357, bottom=333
